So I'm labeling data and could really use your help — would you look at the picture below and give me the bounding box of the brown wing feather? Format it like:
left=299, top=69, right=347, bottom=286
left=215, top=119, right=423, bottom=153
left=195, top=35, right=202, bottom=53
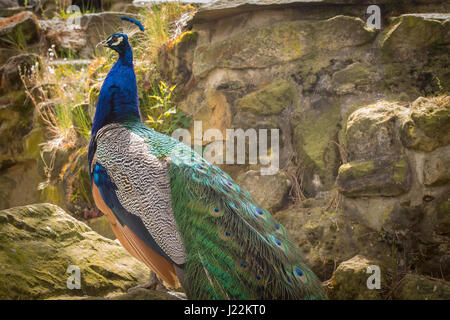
left=92, top=182, right=180, bottom=288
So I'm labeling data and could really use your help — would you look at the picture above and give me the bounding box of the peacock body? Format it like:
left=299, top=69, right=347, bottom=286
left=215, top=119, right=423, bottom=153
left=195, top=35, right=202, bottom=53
left=88, top=20, right=325, bottom=300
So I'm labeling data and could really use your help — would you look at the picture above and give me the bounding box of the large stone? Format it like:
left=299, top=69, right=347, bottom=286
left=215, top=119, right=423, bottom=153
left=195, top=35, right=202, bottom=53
left=330, top=62, right=379, bottom=95
left=22, top=127, right=45, bottom=160
left=0, top=11, right=40, bottom=47
left=393, top=274, right=450, bottom=300
left=40, top=19, right=86, bottom=53
left=336, top=157, right=411, bottom=197
left=342, top=195, right=423, bottom=233
left=401, top=96, right=450, bottom=152
left=0, top=204, right=148, bottom=299
left=193, top=16, right=376, bottom=78
left=380, top=15, right=448, bottom=63
left=193, top=1, right=447, bottom=23
left=345, top=101, right=409, bottom=161
left=380, top=15, right=450, bottom=95
left=236, top=170, right=291, bottom=212
left=325, top=255, right=385, bottom=300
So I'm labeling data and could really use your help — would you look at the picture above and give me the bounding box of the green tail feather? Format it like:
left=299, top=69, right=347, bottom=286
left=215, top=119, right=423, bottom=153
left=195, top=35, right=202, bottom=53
left=126, top=121, right=325, bottom=299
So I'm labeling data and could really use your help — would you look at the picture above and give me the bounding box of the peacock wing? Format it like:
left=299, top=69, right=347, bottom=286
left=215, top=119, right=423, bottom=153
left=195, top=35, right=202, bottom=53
left=92, top=123, right=186, bottom=286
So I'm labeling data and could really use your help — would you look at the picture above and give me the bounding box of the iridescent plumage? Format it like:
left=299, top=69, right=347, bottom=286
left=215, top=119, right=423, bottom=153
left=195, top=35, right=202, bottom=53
left=88, top=18, right=325, bottom=299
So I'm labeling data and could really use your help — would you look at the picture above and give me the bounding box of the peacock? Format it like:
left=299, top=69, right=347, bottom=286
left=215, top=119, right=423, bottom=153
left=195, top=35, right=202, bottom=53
left=88, top=17, right=325, bottom=300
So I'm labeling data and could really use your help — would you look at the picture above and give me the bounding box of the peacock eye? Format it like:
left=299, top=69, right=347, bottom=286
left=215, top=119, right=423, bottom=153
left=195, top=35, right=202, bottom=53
left=110, top=36, right=123, bottom=46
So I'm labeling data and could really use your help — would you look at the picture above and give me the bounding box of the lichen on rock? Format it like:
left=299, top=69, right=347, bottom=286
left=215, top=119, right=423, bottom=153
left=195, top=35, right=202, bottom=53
left=0, top=204, right=148, bottom=299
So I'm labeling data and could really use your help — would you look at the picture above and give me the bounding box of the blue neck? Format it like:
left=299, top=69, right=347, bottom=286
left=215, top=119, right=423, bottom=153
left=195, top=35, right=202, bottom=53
left=118, top=45, right=134, bottom=66
left=90, top=45, right=141, bottom=139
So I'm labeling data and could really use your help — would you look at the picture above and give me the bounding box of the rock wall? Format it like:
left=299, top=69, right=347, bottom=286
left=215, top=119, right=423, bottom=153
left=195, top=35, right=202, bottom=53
left=159, top=1, right=450, bottom=298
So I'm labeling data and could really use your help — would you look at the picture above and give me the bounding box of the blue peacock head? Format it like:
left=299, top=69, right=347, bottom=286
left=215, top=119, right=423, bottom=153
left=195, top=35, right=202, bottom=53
left=97, top=33, right=130, bottom=54
left=96, top=17, right=145, bottom=54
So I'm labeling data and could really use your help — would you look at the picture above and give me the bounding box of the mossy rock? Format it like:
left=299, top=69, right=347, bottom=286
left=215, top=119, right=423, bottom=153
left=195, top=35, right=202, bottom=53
left=326, top=255, right=385, bottom=300
left=338, top=160, right=375, bottom=180
left=380, top=15, right=447, bottom=63
left=331, top=62, right=378, bottom=95
left=0, top=175, right=16, bottom=210
left=236, top=79, right=296, bottom=116
left=393, top=274, right=450, bottom=300
left=193, top=16, right=376, bottom=78
left=0, top=204, right=148, bottom=299
left=345, top=101, right=409, bottom=161
left=379, top=15, right=450, bottom=95
left=0, top=11, right=40, bottom=47
left=401, top=96, right=450, bottom=152
left=337, top=157, right=411, bottom=197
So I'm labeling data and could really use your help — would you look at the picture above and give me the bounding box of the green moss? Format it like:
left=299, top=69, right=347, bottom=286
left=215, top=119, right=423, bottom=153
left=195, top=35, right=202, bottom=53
left=22, top=127, right=44, bottom=160
left=338, top=161, right=375, bottom=179
left=0, top=204, right=148, bottom=299
left=332, top=63, right=374, bottom=87
left=393, top=158, right=409, bottom=183
left=292, top=102, right=341, bottom=190
left=237, top=79, right=295, bottom=116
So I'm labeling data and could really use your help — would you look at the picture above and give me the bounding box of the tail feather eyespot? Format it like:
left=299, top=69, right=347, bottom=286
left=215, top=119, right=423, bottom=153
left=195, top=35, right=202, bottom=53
left=292, top=266, right=308, bottom=283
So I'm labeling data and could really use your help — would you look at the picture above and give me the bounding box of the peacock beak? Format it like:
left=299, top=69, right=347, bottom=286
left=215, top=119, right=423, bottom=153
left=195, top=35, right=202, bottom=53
left=96, top=39, right=109, bottom=48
